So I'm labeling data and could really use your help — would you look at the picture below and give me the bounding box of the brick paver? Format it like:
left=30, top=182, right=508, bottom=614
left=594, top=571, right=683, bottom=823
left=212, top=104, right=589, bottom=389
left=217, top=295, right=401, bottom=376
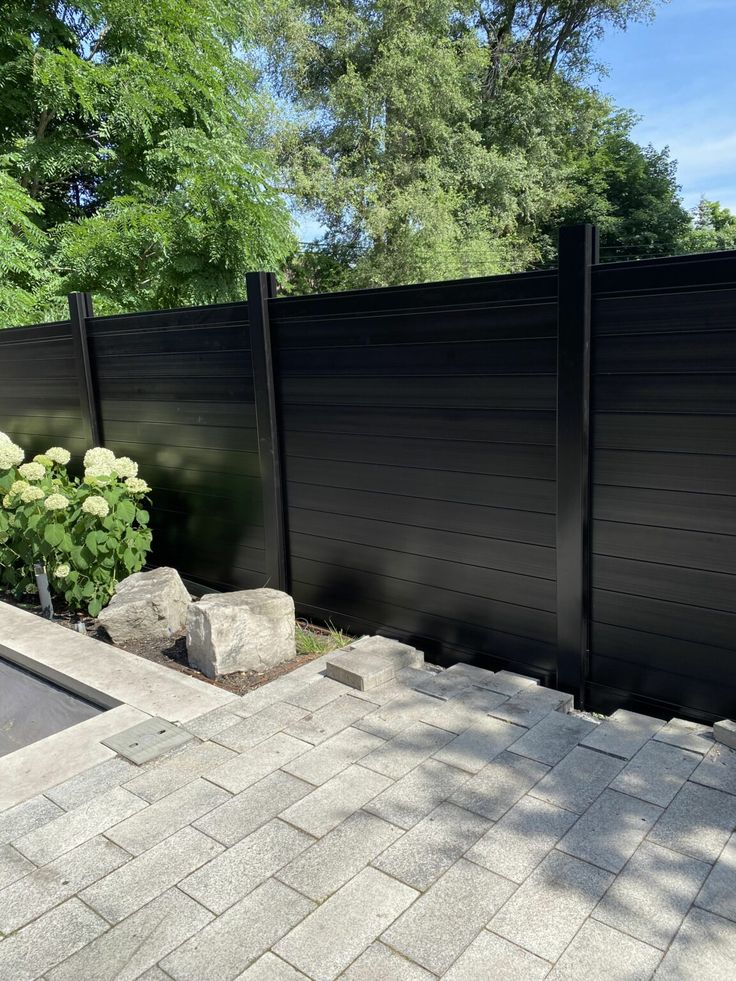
left=1, top=654, right=734, bottom=980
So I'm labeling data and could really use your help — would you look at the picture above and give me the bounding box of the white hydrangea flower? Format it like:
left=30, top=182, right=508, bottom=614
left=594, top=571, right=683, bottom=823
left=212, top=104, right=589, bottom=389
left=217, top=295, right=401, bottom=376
left=83, top=447, right=116, bottom=470
left=21, top=486, right=45, bottom=503
left=46, top=447, right=71, bottom=466
left=124, top=477, right=151, bottom=494
left=0, top=440, right=24, bottom=470
left=9, top=480, right=29, bottom=496
left=55, top=563, right=71, bottom=578
left=33, top=454, right=53, bottom=468
left=18, top=462, right=45, bottom=481
left=2, top=494, right=13, bottom=508
left=0, top=432, right=10, bottom=444
left=112, top=456, right=138, bottom=478
left=25, top=584, right=38, bottom=595
left=82, top=495, right=110, bottom=518
left=44, top=493, right=70, bottom=511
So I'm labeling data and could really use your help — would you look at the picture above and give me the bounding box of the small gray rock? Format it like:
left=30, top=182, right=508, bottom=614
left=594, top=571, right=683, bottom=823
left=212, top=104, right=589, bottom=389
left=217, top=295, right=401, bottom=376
left=714, top=719, right=736, bottom=750
left=186, top=588, right=295, bottom=679
left=98, top=567, right=190, bottom=644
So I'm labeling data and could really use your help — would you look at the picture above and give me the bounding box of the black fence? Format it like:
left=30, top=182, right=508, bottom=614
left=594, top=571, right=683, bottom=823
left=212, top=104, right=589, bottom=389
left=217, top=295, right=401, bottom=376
left=1, top=225, right=734, bottom=724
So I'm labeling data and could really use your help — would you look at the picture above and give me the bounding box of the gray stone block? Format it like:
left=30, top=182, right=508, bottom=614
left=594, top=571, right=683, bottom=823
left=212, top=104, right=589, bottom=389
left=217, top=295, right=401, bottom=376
left=0, top=898, right=107, bottom=981
left=179, top=818, right=312, bottom=914
left=282, top=726, right=385, bottom=786
left=360, top=720, right=455, bottom=779
left=690, top=743, right=736, bottom=795
left=355, top=689, right=445, bottom=740
left=427, top=685, right=509, bottom=734
left=433, top=716, right=527, bottom=773
left=279, top=763, right=392, bottom=837
left=285, top=676, right=347, bottom=710
left=0, top=843, right=34, bottom=890
left=277, top=810, right=402, bottom=901
left=183, top=705, right=243, bottom=740
left=529, top=746, right=625, bottom=814
left=443, top=930, right=551, bottom=981
left=106, top=777, right=230, bottom=855
left=581, top=708, right=665, bottom=760
left=0, top=793, right=63, bottom=845
left=344, top=635, right=423, bottom=669
left=509, top=711, right=596, bottom=766
left=342, top=942, right=434, bottom=980
left=124, top=740, right=238, bottom=802
left=465, top=794, right=577, bottom=883
left=211, top=702, right=307, bottom=752
left=194, top=770, right=313, bottom=847
left=80, top=826, right=223, bottom=924
left=654, top=907, right=736, bottom=980
left=237, top=953, right=310, bottom=980
left=490, top=686, right=573, bottom=727
left=648, top=780, right=736, bottom=863
left=186, top=588, right=295, bottom=678
left=325, top=649, right=396, bottom=691
left=449, top=750, right=549, bottom=821
left=413, top=663, right=485, bottom=700
left=695, top=832, right=736, bottom=923
left=162, top=878, right=315, bottom=981
left=364, top=757, right=470, bottom=829
left=0, top=834, right=129, bottom=934
left=490, top=850, right=613, bottom=961
left=274, top=867, right=417, bottom=981
left=286, top=694, right=377, bottom=745
left=372, top=801, right=490, bottom=891
left=46, top=888, right=213, bottom=981
left=546, top=919, right=662, bottom=980
left=98, top=567, right=190, bottom=644
left=653, top=717, right=715, bottom=755
left=483, top=669, right=539, bottom=696
left=46, top=756, right=140, bottom=809
left=557, top=788, right=662, bottom=873
left=382, top=858, right=515, bottom=976
left=205, top=732, right=311, bottom=794
left=714, top=719, right=736, bottom=750
left=610, top=739, right=701, bottom=806
left=593, top=841, right=711, bottom=950
left=14, top=785, right=146, bottom=865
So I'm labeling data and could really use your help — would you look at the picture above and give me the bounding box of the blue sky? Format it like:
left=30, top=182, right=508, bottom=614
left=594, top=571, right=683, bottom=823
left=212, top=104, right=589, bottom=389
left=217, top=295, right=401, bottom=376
left=592, top=0, right=736, bottom=211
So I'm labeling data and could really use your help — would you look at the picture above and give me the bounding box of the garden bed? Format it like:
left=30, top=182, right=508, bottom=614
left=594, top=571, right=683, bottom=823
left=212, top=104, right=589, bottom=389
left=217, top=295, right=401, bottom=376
left=0, top=593, right=352, bottom=696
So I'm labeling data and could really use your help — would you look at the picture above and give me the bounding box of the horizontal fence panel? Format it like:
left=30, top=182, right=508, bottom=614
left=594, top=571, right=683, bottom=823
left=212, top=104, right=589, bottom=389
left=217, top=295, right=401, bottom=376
left=589, top=253, right=736, bottom=720
left=289, top=483, right=555, bottom=546
left=274, top=273, right=558, bottom=678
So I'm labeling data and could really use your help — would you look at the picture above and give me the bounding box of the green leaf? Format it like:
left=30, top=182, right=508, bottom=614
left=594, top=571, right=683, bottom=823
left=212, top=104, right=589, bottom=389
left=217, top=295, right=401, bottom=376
left=88, top=598, right=103, bottom=617
left=85, top=532, right=98, bottom=556
left=44, top=523, right=64, bottom=546
left=117, top=499, right=136, bottom=523
left=136, top=509, right=150, bottom=525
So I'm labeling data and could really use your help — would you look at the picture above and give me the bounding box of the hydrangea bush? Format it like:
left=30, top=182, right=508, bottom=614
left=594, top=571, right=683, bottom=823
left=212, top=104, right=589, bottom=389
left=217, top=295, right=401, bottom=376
left=0, top=434, right=152, bottom=616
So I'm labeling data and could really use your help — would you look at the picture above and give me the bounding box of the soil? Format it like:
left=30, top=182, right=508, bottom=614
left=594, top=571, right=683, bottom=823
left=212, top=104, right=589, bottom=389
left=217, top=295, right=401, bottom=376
left=0, top=594, right=338, bottom=696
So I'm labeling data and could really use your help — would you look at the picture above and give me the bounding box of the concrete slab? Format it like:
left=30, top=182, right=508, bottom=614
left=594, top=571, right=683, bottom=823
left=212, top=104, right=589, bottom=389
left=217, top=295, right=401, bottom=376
left=653, top=717, right=715, bottom=756
left=689, top=743, right=736, bottom=795
left=581, top=708, right=665, bottom=760
left=443, top=930, right=551, bottom=981
left=101, top=716, right=193, bottom=763
left=509, top=711, right=596, bottom=766
left=449, top=750, right=549, bottom=821
left=529, top=746, right=625, bottom=814
left=647, top=780, right=736, bottom=864
left=695, top=832, right=736, bottom=923
left=546, top=919, right=661, bottom=980
left=654, top=907, right=736, bottom=980
left=364, top=757, right=470, bottom=829
left=610, top=739, right=701, bottom=807
left=593, top=841, right=711, bottom=950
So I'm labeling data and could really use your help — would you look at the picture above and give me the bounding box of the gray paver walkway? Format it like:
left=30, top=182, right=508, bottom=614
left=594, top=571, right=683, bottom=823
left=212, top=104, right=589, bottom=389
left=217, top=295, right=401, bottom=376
left=1, top=652, right=735, bottom=979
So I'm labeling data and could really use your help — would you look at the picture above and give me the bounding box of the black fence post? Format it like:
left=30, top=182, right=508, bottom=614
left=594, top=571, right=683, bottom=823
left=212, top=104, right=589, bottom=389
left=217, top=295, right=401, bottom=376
left=67, top=291, right=101, bottom=447
left=247, top=271, right=289, bottom=592
left=556, top=224, right=599, bottom=706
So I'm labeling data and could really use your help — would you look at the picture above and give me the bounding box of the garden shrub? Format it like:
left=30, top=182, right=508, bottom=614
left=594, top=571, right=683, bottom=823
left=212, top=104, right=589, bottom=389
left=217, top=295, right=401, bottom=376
left=0, top=434, right=152, bottom=616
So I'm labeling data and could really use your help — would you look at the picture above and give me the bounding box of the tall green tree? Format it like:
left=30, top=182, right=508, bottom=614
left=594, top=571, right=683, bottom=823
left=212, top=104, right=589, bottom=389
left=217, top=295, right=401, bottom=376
left=0, top=1, right=294, bottom=323
left=271, top=0, right=690, bottom=290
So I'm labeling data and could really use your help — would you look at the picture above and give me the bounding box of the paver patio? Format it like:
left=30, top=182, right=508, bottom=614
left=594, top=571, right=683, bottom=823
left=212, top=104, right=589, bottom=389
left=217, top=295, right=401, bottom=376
left=0, top=656, right=735, bottom=980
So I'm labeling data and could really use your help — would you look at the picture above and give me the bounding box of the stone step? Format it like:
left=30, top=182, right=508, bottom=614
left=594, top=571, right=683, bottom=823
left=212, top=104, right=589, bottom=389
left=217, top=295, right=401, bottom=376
left=325, top=637, right=424, bottom=692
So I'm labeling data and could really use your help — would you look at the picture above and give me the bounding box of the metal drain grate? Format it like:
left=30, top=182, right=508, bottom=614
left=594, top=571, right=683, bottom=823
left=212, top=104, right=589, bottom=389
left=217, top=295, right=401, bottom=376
left=101, top=716, right=193, bottom=764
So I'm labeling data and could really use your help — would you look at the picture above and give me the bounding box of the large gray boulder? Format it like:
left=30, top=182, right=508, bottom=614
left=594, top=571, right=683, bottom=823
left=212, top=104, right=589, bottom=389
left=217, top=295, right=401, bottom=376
left=98, top=567, right=191, bottom=644
left=186, top=588, right=295, bottom=679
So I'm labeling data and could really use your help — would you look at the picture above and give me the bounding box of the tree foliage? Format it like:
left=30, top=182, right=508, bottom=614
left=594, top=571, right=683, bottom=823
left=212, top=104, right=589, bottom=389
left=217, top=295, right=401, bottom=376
left=0, top=1, right=294, bottom=323
left=270, top=0, right=700, bottom=289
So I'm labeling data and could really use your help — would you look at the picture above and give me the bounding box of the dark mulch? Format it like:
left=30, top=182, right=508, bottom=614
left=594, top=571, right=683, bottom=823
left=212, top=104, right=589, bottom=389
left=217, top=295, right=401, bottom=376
left=1, top=594, right=333, bottom=696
